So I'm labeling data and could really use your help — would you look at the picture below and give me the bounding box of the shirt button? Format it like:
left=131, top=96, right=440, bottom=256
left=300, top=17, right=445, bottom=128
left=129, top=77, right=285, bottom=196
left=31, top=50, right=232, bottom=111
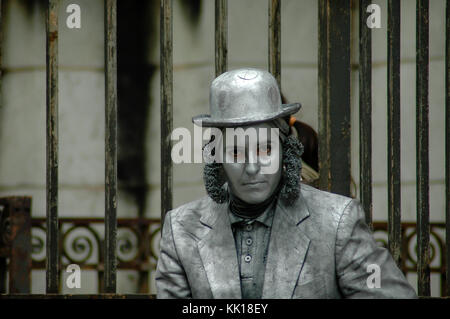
left=244, top=255, right=252, bottom=263
left=246, top=238, right=253, bottom=246
left=246, top=224, right=253, bottom=231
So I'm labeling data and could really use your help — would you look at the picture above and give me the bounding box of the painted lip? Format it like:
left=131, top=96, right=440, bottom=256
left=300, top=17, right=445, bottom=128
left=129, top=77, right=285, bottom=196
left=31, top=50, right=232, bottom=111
left=242, top=181, right=266, bottom=186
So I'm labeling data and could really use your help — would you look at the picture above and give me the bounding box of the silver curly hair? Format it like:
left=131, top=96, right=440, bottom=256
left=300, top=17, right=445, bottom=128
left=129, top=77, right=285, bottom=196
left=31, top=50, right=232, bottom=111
left=203, top=119, right=304, bottom=206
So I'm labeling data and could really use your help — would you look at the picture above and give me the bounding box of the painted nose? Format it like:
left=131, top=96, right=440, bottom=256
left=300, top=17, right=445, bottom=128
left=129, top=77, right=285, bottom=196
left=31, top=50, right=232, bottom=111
left=245, top=162, right=260, bottom=175
left=245, top=148, right=260, bottom=175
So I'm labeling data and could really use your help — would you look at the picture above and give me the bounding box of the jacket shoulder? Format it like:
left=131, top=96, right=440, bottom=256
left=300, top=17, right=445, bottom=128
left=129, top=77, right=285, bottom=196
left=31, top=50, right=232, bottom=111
left=300, top=183, right=355, bottom=230
left=165, top=196, right=212, bottom=235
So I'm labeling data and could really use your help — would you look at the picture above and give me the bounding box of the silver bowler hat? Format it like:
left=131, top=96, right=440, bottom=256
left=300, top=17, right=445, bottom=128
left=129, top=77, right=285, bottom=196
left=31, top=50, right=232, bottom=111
left=192, top=68, right=301, bottom=127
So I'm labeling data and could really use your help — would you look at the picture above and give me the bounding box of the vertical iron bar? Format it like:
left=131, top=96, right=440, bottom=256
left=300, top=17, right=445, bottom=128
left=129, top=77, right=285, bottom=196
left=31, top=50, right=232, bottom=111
left=269, top=0, right=281, bottom=88
left=0, top=257, right=5, bottom=293
left=104, top=0, right=118, bottom=293
left=0, top=197, right=6, bottom=293
left=387, top=0, right=402, bottom=267
left=445, top=0, right=450, bottom=297
left=318, top=0, right=351, bottom=197
left=215, top=0, right=227, bottom=77
left=160, top=0, right=173, bottom=229
left=0, top=0, right=2, bottom=113
left=0, top=2, right=5, bottom=294
left=416, top=0, right=430, bottom=297
left=359, top=0, right=373, bottom=230
left=8, top=197, right=32, bottom=293
left=318, top=0, right=330, bottom=194
left=46, top=0, right=59, bottom=294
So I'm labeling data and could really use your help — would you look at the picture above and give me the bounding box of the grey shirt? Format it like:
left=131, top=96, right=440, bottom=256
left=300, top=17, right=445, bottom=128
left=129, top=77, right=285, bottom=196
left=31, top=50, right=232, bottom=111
left=228, top=203, right=275, bottom=299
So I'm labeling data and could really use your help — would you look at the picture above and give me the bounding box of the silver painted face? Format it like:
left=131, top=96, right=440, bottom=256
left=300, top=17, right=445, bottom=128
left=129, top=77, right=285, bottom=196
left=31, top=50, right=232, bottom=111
left=220, top=123, right=283, bottom=204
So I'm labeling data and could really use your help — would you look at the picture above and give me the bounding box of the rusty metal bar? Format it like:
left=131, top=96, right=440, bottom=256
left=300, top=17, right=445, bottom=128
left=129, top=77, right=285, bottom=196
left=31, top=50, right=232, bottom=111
left=0, top=0, right=2, bottom=113
left=359, top=0, right=372, bottom=230
left=104, top=0, right=118, bottom=293
left=215, top=0, right=227, bottom=77
left=0, top=199, right=7, bottom=293
left=318, top=0, right=351, bottom=197
left=416, top=0, right=430, bottom=297
left=0, top=12, right=3, bottom=293
left=0, top=197, right=32, bottom=294
left=268, top=0, right=281, bottom=88
left=46, top=0, right=59, bottom=294
left=4, top=197, right=31, bottom=293
left=445, top=0, right=450, bottom=297
left=160, top=0, right=173, bottom=229
left=0, top=258, right=4, bottom=293
left=8, top=198, right=32, bottom=293
left=318, top=0, right=329, bottom=192
left=387, top=0, right=402, bottom=267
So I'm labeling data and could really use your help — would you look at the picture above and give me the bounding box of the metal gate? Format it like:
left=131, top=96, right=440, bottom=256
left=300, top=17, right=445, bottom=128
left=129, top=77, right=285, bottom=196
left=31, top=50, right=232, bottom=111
left=0, top=0, right=448, bottom=298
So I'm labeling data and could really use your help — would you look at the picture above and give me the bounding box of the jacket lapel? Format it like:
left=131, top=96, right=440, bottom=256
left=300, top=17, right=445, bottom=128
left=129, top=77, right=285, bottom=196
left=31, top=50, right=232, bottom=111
left=197, top=201, right=242, bottom=298
left=262, top=191, right=311, bottom=298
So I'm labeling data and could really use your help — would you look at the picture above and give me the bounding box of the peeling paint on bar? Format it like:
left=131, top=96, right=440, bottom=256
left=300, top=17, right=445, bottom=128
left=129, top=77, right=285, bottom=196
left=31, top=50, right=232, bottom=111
left=318, top=0, right=351, bottom=197
left=160, top=0, right=173, bottom=230
left=46, top=0, right=59, bottom=294
left=445, top=0, right=450, bottom=298
left=104, top=0, right=118, bottom=294
left=0, top=0, right=2, bottom=113
left=359, top=0, right=373, bottom=231
left=416, top=0, right=430, bottom=297
left=387, top=0, right=402, bottom=268
left=268, top=0, right=281, bottom=89
left=215, top=0, right=227, bottom=77
left=0, top=197, right=32, bottom=293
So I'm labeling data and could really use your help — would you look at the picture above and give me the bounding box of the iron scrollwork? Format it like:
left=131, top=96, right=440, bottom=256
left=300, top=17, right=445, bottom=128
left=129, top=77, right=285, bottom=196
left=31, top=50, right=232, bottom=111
left=29, top=219, right=446, bottom=295
left=31, top=218, right=161, bottom=291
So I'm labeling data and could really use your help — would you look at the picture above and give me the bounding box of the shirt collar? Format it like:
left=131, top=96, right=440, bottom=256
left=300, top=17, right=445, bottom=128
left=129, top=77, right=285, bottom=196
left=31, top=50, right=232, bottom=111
left=228, top=201, right=275, bottom=228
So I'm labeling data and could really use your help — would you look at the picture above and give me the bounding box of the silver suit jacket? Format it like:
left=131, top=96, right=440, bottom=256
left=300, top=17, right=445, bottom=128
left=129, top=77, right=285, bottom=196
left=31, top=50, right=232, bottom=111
left=155, top=183, right=417, bottom=299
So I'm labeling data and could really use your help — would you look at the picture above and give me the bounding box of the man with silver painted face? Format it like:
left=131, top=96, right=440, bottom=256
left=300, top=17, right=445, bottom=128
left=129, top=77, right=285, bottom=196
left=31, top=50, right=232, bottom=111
left=155, top=68, right=416, bottom=299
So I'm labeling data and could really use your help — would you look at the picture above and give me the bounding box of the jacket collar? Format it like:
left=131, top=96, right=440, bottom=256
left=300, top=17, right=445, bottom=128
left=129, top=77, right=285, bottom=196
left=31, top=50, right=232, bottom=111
left=198, top=200, right=242, bottom=298
left=276, top=187, right=311, bottom=225
left=262, top=189, right=311, bottom=298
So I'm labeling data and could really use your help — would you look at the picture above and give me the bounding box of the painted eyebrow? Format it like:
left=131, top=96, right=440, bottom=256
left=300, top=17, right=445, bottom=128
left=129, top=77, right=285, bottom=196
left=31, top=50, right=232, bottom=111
left=225, top=145, right=244, bottom=149
left=257, top=141, right=272, bottom=146
left=224, top=141, right=272, bottom=148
